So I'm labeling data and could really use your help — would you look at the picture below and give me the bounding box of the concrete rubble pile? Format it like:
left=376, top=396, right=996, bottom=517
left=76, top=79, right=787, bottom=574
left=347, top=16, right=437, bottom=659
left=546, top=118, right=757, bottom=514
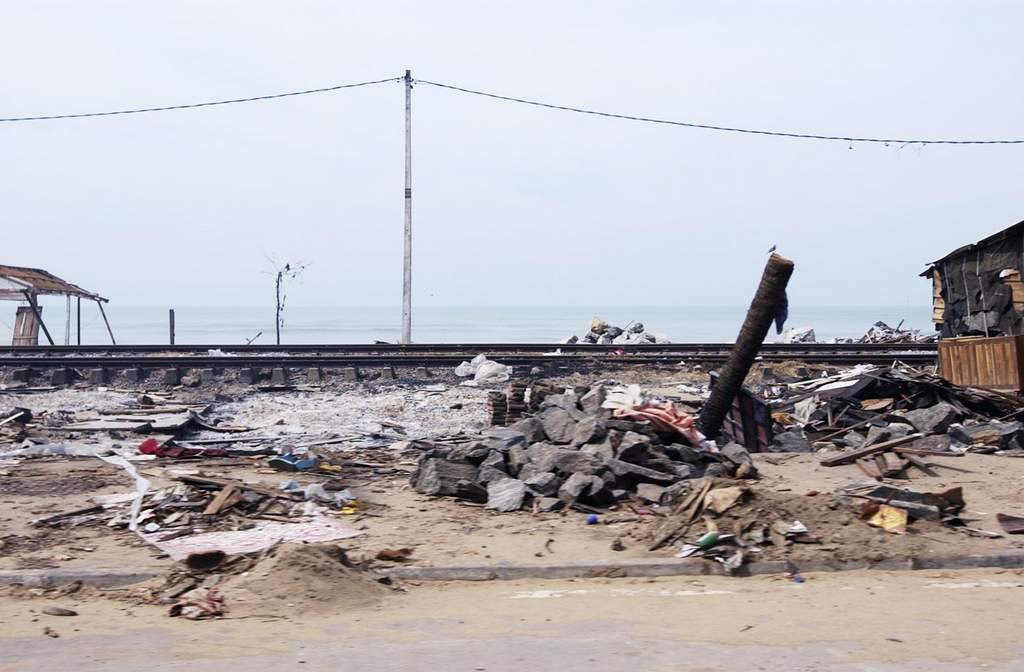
left=410, top=382, right=757, bottom=513
left=763, top=363, right=1024, bottom=473
left=561, top=316, right=671, bottom=345
left=779, top=321, right=936, bottom=345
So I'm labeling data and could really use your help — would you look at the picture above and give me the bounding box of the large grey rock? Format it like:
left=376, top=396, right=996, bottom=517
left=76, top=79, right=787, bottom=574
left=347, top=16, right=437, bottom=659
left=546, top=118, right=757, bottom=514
left=527, top=442, right=601, bottom=475
left=580, top=439, right=616, bottom=462
left=477, top=465, right=509, bottom=484
left=718, top=442, right=751, bottom=466
left=904, top=402, right=963, bottom=434
left=524, top=472, right=562, bottom=497
left=950, top=421, right=1024, bottom=448
left=865, top=422, right=914, bottom=446
left=666, top=443, right=703, bottom=463
left=517, top=462, right=544, bottom=482
left=702, top=462, right=731, bottom=478
left=541, top=408, right=578, bottom=444
left=770, top=430, right=812, bottom=453
left=580, top=386, right=607, bottom=415
left=482, top=426, right=528, bottom=450
left=413, top=459, right=480, bottom=496
left=507, top=445, right=529, bottom=476
left=635, top=483, right=665, bottom=505
left=486, top=478, right=527, bottom=512
left=508, top=417, right=547, bottom=444
left=480, top=450, right=506, bottom=470
left=616, top=431, right=651, bottom=462
left=603, top=458, right=677, bottom=484
left=540, top=394, right=586, bottom=421
left=572, top=417, right=607, bottom=446
left=535, top=497, right=565, bottom=512
left=447, top=441, right=492, bottom=463
left=558, top=472, right=612, bottom=505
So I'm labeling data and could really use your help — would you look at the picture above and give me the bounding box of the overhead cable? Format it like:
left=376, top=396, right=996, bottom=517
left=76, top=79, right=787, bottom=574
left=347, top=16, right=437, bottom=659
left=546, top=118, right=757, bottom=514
left=415, top=78, right=1024, bottom=146
left=0, top=77, right=401, bottom=122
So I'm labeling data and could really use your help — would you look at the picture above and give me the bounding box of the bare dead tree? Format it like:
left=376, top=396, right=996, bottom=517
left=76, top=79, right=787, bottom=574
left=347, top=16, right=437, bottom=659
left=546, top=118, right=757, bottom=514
left=272, top=261, right=307, bottom=345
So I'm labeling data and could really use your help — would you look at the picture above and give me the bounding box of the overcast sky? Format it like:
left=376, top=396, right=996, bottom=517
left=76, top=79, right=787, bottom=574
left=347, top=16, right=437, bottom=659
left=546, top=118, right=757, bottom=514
left=2, top=1, right=1022, bottom=312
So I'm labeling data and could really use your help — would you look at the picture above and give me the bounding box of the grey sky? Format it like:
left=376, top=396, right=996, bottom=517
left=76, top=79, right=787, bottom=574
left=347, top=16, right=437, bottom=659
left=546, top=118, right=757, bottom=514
left=3, top=1, right=1023, bottom=312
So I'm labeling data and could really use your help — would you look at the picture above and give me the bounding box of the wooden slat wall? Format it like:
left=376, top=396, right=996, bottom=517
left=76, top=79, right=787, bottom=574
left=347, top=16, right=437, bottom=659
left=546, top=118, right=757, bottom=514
left=932, top=268, right=945, bottom=325
left=939, top=335, right=1024, bottom=392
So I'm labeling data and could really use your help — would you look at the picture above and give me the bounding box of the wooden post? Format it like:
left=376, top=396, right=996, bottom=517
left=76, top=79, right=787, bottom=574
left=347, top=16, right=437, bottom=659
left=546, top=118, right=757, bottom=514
left=21, top=290, right=54, bottom=346
left=64, top=295, right=71, bottom=345
left=97, top=300, right=116, bottom=345
left=698, top=253, right=794, bottom=439
left=76, top=297, right=81, bottom=345
left=169, top=308, right=176, bottom=345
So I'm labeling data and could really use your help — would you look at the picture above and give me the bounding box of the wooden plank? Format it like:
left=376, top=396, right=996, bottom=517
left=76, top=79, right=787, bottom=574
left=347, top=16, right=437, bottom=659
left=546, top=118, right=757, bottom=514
left=178, top=475, right=295, bottom=501
left=901, top=453, right=939, bottom=477
left=203, top=485, right=238, bottom=516
left=856, top=458, right=883, bottom=480
left=819, top=433, right=924, bottom=467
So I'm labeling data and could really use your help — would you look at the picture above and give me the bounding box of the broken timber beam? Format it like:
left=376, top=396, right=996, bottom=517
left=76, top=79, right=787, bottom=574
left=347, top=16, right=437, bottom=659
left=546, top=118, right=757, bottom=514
left=819, top=433, right=924, bottom=467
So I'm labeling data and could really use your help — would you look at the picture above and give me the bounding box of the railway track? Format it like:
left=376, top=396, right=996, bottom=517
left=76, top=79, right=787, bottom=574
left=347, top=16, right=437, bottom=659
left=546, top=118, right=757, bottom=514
left=0, top=342, right=937, bottom=369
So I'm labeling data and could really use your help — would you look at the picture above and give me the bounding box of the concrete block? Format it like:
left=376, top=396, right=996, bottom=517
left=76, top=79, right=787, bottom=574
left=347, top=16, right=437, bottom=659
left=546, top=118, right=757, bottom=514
left=340, top=367, right=359, bottom=382
left=306, top=367, right=321, bottom=384
left=270, top=367, right=288, bottom=386
left=238, top=367, right=256, bottom=385
left=87, top=368, right=107, bottom=385
left=379, top=367, right=395, bottom=380
left=49, top=368, right=73, bottom=386
left=124, top=367, right=144, bottom=384
left=163, top=367, right=181, bottom=386
left=10, top=368, right=30, bottom=383
left=414, top=366, right=430, bottom=378
left=199, top=368, right=217, bottom=385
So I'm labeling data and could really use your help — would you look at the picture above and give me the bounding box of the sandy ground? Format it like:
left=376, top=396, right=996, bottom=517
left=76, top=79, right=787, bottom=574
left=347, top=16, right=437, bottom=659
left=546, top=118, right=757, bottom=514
left=1, top=569, right=1024, bottom=671
left=3, top=370, right=1024, bottom=575
left=4, top=449, right=1024, bottom=576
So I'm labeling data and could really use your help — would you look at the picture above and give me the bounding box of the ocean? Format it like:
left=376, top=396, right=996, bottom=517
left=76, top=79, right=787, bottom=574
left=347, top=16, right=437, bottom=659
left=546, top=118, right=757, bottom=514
left=0, top=303, right=934, bottom=346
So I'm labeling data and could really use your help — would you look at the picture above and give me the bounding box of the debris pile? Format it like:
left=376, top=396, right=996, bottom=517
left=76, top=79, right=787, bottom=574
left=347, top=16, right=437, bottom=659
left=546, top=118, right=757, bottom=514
left=764, top=362, right=1024, bottom=464
left=562, top=316, right=670, bottom=345
left=648, top=477, right=970, bottom=571
left=779, top=321, right=935, bottom=345
left=410, top=383, right=758, bottom=513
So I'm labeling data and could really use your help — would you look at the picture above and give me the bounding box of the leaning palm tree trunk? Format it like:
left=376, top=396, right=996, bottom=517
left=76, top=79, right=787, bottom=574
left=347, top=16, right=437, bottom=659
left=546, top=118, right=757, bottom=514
left=698, top=253, right=795, bottom=440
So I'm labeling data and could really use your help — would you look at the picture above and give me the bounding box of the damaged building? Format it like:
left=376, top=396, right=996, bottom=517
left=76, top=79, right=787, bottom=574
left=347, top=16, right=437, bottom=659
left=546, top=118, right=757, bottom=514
left=923, top=220, right=1024, bottom=338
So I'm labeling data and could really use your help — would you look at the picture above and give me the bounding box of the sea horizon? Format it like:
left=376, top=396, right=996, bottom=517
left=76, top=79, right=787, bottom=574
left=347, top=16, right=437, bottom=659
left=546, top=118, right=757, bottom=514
left=0, top=303, right=934, bottom=346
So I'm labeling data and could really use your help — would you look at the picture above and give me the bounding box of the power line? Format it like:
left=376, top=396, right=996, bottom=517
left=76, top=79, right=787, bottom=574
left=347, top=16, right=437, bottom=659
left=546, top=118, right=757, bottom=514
left=1, top=72, right=1021, bottom=145
left=415, top=79, right=1024, bottom=146
left=0, top=77, right=401, bottom=122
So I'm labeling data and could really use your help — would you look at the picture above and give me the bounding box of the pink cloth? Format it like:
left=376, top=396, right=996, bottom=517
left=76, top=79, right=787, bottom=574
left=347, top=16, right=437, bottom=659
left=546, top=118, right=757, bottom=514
left=613, top=401, right=702, bottom=446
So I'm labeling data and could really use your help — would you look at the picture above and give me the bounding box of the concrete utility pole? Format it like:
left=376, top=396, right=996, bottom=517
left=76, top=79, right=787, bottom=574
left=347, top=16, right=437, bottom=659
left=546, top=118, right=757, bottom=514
left=401, top=69, right=413, bottom=344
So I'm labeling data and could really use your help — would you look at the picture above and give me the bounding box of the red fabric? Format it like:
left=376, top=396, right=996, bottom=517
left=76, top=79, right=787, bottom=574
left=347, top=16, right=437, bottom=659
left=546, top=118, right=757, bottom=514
left=138, top=438, right=228, bottom=458
left=613, top=401, right=702, bottom=446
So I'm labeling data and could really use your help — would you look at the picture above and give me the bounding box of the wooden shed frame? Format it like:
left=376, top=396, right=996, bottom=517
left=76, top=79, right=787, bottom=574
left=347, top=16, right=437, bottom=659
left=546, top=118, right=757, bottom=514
left=0, top=265, right=114, bottom=346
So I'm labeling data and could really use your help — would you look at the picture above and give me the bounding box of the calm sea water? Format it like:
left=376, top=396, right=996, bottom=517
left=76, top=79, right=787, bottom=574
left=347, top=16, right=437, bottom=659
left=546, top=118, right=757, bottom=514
left=0, top=303, right=934, bottom=345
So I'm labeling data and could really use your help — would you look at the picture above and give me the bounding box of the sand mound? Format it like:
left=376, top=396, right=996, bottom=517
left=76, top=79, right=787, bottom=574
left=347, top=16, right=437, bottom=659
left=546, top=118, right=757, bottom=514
left=219, top=543, right=389, bottom=616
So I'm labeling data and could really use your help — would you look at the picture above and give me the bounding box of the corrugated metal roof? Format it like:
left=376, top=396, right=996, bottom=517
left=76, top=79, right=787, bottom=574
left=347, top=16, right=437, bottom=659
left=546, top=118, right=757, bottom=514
left=929, top=219, right=1024, bottom=265
left=0, top=265, right=104, bottom=300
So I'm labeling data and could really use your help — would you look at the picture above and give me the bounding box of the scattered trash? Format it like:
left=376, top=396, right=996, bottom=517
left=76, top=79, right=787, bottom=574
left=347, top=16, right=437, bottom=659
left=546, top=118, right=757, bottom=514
left=864, top=503, right=909, bottom=535
left=586, top=514, right=599, bottom=525
left=169, top=587, right=226, bottom=620
left=42, top=606, right=77, bottom=617
left=454, top=354, right=513, bottom=384
left=376, top=548, right=414, bottom=562
left=996, top=513, right=1024, bottom=535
